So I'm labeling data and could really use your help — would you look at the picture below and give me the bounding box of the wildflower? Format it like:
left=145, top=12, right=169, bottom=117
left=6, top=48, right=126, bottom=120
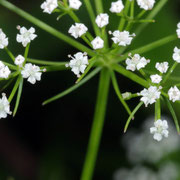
left=0, top=61, right=11, bottom=79
left=150, top=74, right=162, bottom=84
left=15, top=55, right=25, bottom=66
left=155, top=62, right=169, bottom=73
left=40, top=0, right=58, bottom=14
left=150, top=119, right=169, bottom=141
left=0, top=29, right=8, bottom=49
left=69, top=0, right=82, bottom=10
left=0, top=93, right=11, bottom=119
left=139, top=86, right=161, bottom=107
left=176, top=22, right=180, bottom=38
left=109, top=30, right=135, bottom=46
left=16, top=26, right=37, bottom=47
left=95, top=13, right=109, bottom=28
left=21, top=63, right=42, bottom=84
left=125, top=54, right=150, bottom=71
left=172, top=47, right=180, bottom=63
left=168, top=86, right=180, bottom=102
left=66, top=52, right=88, bottom=77
left=68, top=23, right=88, bottom=39
left=122, top=92, right=132, bottom=100
left=91, top=36, right=104, bottom=50
left=137, top=0, right=155, bottom=10
left=110, top=0, right=124, bottom=13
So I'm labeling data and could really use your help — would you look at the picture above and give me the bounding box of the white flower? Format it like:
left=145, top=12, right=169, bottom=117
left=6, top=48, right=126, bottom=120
left=155, top=62, right=169, bottom=73
left=0, top=93, right=11, bottom=119
left=137, top=0, right=155, bottom=10
left=41, top=0, right=58, bottom=14
left=68, top=23, right=88, bottom=39
left=110, top=30, right=135, bottom=46
left=110, top=0, right=124, bottom=13
left=15, top=55, right=25, bottom=66
left=95, top=13, right=109, bottom=28
left=66, top=52, right=88, bottom=77
left=125, top=54, right=150, bottom=71
left=139, top=86, right=161, bottom=107
left=122, top=92, right=131, bottom=100
left=150, top=74, right=162, bottom=84
left=0, top=29, right=8, bottom=49
left=150, top=119, right=169, bottom=141
left=69, top=0, right=82, bottom=10
left=172, top=47, right=180, bottom=63
left=0, top=61, right=11, bottom=79
left=16, top=26, right=37, bottom=47
left=91, top=36, right=104, bottom=50
left=168, top=86, right=180, bottom=102
left=176, top=22, right=180, bottom=38
left=21, top=63, right=42, bottom=84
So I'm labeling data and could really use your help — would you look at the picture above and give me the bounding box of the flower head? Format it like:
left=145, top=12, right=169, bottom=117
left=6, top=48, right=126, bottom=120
left=95, top=13, right=109, bottom=28
left=176, top=22, right=180, bottom=38
left=110, top=30, right=135, bottom=46
left=155, top=62, right=169, bottom=73
left=125, top=54, right=150, bottom=71
left=150, top=74, right=162, bottom=84
left=110, top=0, right=124, bottom=13
left=0, top=93, right=11, bottom=119
left=15, top=55, right=25, bottom=66
left=69, top=0, right=82, bottom=10
left=16, top=26, right=37, bottom=47
left=0, top=61, right=11, bottom=79
left=0, top=29, right=8, bottom=49
left=172, top=47, right=180, bottom=63
left=150, top=119, right=169, bottom=141
left=137, top=0, right=155, bottom=10
left=41, top=0, right=58, bottom=14
left=168, top=86, right=180, bottom=102
left=139, top=86, right=161, bottom=107
left=68, top=23, right=88, bottom=39
left=91, top=36, right=104, bottom=50
left=66, top=52, right=88, bottom=77
left=21, top=63, right=42, bottom=84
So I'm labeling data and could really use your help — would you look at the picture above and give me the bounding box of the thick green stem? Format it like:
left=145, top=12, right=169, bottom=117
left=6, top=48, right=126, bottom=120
left=0, top=0, right=95, bottom=57
left=80, top=68, right=110, bottom=180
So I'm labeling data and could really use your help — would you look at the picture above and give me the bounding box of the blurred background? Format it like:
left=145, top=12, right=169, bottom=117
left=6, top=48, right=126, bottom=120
left=0, top=0, right=180, bottom=179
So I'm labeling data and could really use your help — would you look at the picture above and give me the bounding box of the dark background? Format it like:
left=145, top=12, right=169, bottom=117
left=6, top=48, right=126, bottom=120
left=0, top=0, right=180, bottom=179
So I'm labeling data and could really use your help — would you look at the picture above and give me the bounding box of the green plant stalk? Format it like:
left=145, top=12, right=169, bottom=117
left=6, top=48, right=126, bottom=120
left=4, top=47, right=15, bottom=62
left=155, top=99, right=161, bottom=121
left=0, top=0, right=95, bottom=57
left=3, top=62, right=18, bottom=70
left=24, top=43, right=30, bottom=65
left=94, top=0, right=103, bottom=14
left=42, top=65, right=68, bottom=72
left=80, top=68, right=110, bottom=180
left=110, top=71, right=132, bottom=115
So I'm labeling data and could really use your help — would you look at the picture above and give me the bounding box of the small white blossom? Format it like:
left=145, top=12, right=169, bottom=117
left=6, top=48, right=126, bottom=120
left=66, top=52, right=88, bottom=77
left=109, top=30, right=135, bottom=46
left=68, top=23, right=88, bottom=39
left=69, top=0, right=82, bottom=10
left=168, top=86, right=180, bottom=102
left=150, top=119, right=169, bottom=141
left=172, top=47, right=180, bottom=63
left=0, top=29, right=8, bottom=49
left=139, top=86, right=161, bottom=107
left=176, top=22, right=180, bottom=38
left=137, top=0, right=155, bottom=10
left=122, top=92, right=131, bottom=100
left=150, top=74, right=162, bottom=84
left=95, top=13, right=109, bottom=28
left=15, top=55, right=25, bottom=66
left=110, top=0, right=124, bottom=13
left=125, top=54, right=150, bottom=71
left=21, top=63, right=42, bottom=84
left=0, top=93, right=11, bottom=119
left=0, top=61, right=11, bottom=79
left=16, top=26, right=37, bottom=47
left=155, top=62, right=169, bottom=73
left=41, top=0, right=58, bottom=14
left=91, top=36, right=104, bottom=50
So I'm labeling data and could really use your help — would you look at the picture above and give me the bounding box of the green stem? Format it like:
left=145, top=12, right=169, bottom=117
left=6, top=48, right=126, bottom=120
left=24, top=43, right=30, bottom=64
left=5, top=47, right=15, bottom=62
left=0, top=0, right=95, bottom=57
left=136, top=10, right=146, bottom=19
left=94, top=0, right=103, bottom=14
left=80, top=68, right=110, bottom=180
left=155, top=99, right=161, bottom=121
